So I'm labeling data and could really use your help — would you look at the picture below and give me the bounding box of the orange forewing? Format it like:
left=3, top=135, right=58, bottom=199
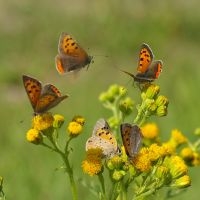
left=23, top=75, right=68, bottom=114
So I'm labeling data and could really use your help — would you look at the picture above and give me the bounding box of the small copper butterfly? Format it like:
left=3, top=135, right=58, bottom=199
left=122, top=43, right=163, bottom=83
left=55, top=32, right=92, bottom=74
left=120, top=123, right=142, bottom=159
left=22, top=75, right=68, bottom=114
left=86, top=118, right=120, bottom=158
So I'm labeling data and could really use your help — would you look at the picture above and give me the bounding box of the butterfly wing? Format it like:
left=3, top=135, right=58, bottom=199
left=22, top=75, right=42, bottom=112
left=55, top=32, right=92, bottom=74
left=135, top=60, right=163, bottom=82
left=86, top=118, right=119, bottom=157
left=120, top=123, right=142, bottom=159
left=137, top=43, right=154, bottom=73
left=35, top=84, right=68, bottom=114
left=86, top=135, right=118, bottom=158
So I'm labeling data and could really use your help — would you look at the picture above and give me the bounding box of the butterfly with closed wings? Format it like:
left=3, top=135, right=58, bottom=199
left=120, top=123, right=142, bottom=159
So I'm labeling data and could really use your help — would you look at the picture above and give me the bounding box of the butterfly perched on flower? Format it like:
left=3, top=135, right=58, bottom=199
left=22, top=75, right=68, bottom=114
left=86, top=118, right=120, bottom=158
left=120, top=123, right=142, bottom=159
left=121, top=43, right=163, bottom=83
left=55, top=32, right=92, bottom=74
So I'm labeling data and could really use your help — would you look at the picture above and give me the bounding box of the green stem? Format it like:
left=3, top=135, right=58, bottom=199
left=98, top=173, right=106, bottom=199
left=47, top=135, right=78, bottom=200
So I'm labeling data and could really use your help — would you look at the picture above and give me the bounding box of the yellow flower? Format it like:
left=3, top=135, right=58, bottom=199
left=141, top=123, right=159, bottom=139
left=180, top=147, right=194, bottom=161
left=26, top=129, right=42, bottom=144
left=159, top=143, right=175, bottom=156
left=133, top=148, right=152, bottom=172
left=72, top=116, right=85, bottom=126
left=172, top=175, right=191, bottom=188
left=107, top=155, right=124, bottom=170
left=53, top=114, right=65, bottom=128
left=170, top=129, right=187, bottom=147
left=67, top=121, right=83, bottom=136
left=82, top=148, right=103, bottom=176
left=148, top=143, right=162, bottom=161
left=164, top=156, right=188, bottom=179
left=32, top=113, right=54, bottom=131
left=192, top=152, right=200, bottom=166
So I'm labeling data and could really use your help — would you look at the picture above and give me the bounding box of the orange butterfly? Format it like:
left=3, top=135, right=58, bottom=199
left=122, top=43, right=163, bottom=83
left=55, top=32, right=92, bottom=74
left=22, top=75, right=68, bottom=114
left=120, top=123, right=142, bottom=159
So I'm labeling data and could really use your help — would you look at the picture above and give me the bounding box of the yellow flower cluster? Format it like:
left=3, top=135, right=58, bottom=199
left=82, top=148, right=103, bottom=176
left=133, top=143, right=174, bottom=172
left=26, top=113, right=65, bottom=144
left=67, top=116, right=85, bottom=136
left=32, top=113, right=54, bottom=131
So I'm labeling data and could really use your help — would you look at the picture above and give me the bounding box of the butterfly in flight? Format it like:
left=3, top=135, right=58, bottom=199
left=22, top=75, right=68, bottom=114
left=86, top=118, right=120, bottom=158
left=55, top=32, right=92, bottom=74
left=121, top=43, right=163, bottom=83
left=120, top=123, right=142, bottom=159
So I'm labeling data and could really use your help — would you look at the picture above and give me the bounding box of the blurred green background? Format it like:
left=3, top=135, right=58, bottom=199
left=0, top=0, right=200, bottom=199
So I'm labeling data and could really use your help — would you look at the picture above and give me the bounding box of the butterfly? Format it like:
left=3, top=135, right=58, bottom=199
left=121, top=43, right=163, bottom=83
left=55, top=32, right=92, bottom=74
left=22, top=75, right=68, bottom=114
left=120, top=123, right=142, bottom=159
left=86, top=118, right=120, bottom=158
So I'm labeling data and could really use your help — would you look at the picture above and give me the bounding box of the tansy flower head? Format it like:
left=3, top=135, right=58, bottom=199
left=82, top=148, right=103, bottom=176
left=72, top=115, right=85, bottom=126
left=164, top=156, right=188, bottom=179
left=180, top=147, right=194, bottom=163
left=32, top=113, right=54, bottom=131
left=172, top=175, right=191, bottom=188
left=53, top=114, right=65, bottom=128
left=26, top=128, right=42, bottom=144
left=182, top=150, right=200, bottom=166
left=141, top=123, right=159, bottom=140
left=67, top=121, right=83, bottom=136
left=169, top=129, right=187, bottom=147
left=133, top=147, right=152, bottom=172
left=191, top=152, right=200, bottom=166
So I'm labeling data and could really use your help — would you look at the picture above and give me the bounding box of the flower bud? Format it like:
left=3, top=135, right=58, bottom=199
left=172, top=175, right=191, bottom=188
left=112, top=170, right=126, bottom=181
left=142, top=84, right=160, bottom=100
left=53, top=114, right=65, bottom=128
left=119, top=97, right=134, bottom=115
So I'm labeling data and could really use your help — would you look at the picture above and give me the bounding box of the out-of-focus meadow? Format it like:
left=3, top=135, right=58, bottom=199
left=0, top=0, right=200, bottom=199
